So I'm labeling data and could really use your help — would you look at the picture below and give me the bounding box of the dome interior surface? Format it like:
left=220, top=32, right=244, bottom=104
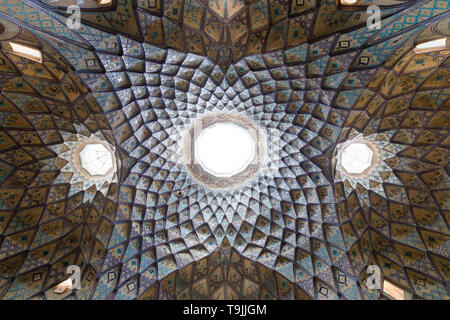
left=0, top=0, right=447, bottom=300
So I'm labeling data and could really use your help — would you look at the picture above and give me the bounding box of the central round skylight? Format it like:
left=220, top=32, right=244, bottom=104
left=195, top=122, right=256, bottom=177
left=79, top=143, right=114, bottom=176
left=182, top=113, right=266, bottom=190
left=340, top=142, right=374, bottom=174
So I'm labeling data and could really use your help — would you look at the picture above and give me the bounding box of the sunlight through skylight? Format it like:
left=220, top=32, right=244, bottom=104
left=414, top=38, right=448, bottom=53
left=6, top=41, right=42, bottom=63
left=195, top=122, right=256, bottom=177
left=79, top=143, right=113, bottom=176
left=340, top=142, right=373, bottom=174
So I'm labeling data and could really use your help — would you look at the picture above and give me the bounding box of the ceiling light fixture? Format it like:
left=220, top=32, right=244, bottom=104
left=4, top=41, right=42, bottom=63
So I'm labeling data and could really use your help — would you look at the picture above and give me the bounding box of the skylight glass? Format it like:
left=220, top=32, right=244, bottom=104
left=194, top=122, right=256, bottom=177
left=79, top=143, right=113, bottom=176
left=340, top=0, right=358, bottom=5
left=340, top=142, right=374, bottom=174
left=414, top=38, right=448, bottom=53
left=383, top=280, right=407, bottom=300
left=6, top=42, right=42, bottom=63
left=52, top=278, right=73, bottom=294
left=97, top=0, right=112, bottom=5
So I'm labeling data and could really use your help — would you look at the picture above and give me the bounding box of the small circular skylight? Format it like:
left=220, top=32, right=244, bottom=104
left=340, top=142, right=374, bottom=174
left=79, top=143, right=114, bottom=176
left=195, top=122, right=256, bottom=177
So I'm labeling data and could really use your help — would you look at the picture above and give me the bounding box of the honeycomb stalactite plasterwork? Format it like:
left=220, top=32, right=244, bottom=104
left=0, top=0, right=447, bottom=301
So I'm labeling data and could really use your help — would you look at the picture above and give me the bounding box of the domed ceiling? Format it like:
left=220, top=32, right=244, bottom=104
left=0, top=0, right=448, bottom=300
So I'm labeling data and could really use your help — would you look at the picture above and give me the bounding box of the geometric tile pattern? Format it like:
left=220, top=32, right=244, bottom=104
left=136, top=245, right=314, bottom=300
left=334, top=130, right=407, bottom=204
left=1, top=0, right=428, bottom=69
left=0, top=1, right=448, bottom=300
left=46, top=130, right=119, bottom=203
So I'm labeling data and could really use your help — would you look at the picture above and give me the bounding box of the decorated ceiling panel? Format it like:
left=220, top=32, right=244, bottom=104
left=0, top=0, right=448, bottom=300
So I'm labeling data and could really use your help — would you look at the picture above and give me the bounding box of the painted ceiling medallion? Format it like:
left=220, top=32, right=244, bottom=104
left=334, top=130, right=405, bottom=204
left=47, top=127, right=119, bottom=202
